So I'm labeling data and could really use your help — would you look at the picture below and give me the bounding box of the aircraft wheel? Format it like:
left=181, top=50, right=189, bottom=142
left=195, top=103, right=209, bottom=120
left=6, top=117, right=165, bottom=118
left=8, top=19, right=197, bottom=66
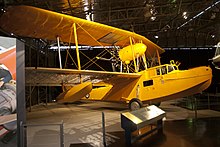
left=129, top=98, right=143, bottom=111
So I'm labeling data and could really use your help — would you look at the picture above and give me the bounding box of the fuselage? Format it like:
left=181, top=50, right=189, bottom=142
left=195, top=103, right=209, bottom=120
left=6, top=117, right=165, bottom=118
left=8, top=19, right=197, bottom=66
left=136, top=64, right=212, bottom=103
left=78, top=62, right=212, bottom=104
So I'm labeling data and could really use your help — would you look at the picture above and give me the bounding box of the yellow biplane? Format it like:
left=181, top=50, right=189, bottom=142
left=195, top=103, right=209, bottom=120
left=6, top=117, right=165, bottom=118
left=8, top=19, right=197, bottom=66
left=0, top=6, right=212, bottom=110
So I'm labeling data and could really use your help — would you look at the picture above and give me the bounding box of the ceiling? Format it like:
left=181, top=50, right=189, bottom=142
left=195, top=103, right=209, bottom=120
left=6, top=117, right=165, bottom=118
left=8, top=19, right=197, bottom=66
left=0, top=0, right=219, bottom=47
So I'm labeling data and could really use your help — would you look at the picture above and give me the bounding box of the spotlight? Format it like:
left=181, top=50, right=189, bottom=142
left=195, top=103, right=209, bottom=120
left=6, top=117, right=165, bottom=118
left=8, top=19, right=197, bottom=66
left=182, top=12, right=188, bottom=19
left=150, top=16, right=156, bottom=21
left=1, top=8, right=6, bottom=13
left=211, top=35, right=215, bottom=38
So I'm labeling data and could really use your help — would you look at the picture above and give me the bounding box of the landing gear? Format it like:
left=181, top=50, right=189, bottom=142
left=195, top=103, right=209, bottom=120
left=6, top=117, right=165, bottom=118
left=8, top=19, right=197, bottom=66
left=129, top=98, right=143, bottom=111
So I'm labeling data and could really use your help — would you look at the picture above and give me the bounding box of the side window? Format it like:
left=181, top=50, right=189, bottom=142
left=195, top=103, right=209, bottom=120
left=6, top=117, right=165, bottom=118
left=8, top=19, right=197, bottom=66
left=161, top=66, right=167, bottom=75
left=156, top=68, right=160, bottom=75
left=168, top=66, right=173, bottom=72
left=143, top=80, right=153, bottom=87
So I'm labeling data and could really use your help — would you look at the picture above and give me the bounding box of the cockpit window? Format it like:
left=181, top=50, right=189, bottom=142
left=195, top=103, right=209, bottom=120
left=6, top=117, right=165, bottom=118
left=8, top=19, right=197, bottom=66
left=168, top=65, right=178, bottom=73
left=156, top=66, right=167, bottom=75
left=161, top=66, right=167, bottom=75
left=156, top=68, right=160, bottom=75
left=168, top=65, right=174, bottom=72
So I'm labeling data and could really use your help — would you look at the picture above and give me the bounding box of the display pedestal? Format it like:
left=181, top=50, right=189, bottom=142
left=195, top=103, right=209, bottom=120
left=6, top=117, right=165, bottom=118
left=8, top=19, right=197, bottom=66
left=121, top=105, right=166, bottom=146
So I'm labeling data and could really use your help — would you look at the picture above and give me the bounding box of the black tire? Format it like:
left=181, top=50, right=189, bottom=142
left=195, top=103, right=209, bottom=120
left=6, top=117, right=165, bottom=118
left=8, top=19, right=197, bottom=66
left=129, top=98, right=143, bottom=111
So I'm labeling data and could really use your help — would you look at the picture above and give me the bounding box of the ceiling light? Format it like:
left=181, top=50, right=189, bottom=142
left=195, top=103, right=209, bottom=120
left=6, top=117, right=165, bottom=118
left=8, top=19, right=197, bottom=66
left=183, top=15, right=188, bottom=19
left=211, top=35, right=215, bottom=38
left=182, top=12, right=188, bottom=19
left=177, top=1, right=220, bottom=29
left=150, top=16, right=156, bottom=21
left=1, top=8, right=6, bottom=13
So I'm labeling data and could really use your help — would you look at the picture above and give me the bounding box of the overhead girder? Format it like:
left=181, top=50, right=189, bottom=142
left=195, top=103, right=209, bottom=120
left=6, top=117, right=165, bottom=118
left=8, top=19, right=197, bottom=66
left=93, top=0, right=219, bottom=46
left=0, top=0, right=219, bottom=46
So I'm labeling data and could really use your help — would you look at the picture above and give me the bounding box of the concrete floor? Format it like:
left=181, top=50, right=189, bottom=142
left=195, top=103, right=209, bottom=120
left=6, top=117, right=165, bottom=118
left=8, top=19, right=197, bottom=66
left=26, top=100, right=220, bottom=147
left=1, top=100, right=220, bottom=147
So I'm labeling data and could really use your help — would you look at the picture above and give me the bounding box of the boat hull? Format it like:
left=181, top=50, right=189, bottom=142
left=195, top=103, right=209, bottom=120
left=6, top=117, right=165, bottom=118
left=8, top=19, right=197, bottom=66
left=141, top=66, right=212, bottom=103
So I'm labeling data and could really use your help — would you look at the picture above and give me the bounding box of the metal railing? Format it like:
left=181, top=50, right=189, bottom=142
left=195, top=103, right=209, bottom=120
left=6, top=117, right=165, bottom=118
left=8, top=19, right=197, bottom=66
left=20, top=121, right=64, bottom=147
left=177, top=93, right=220, bottom=110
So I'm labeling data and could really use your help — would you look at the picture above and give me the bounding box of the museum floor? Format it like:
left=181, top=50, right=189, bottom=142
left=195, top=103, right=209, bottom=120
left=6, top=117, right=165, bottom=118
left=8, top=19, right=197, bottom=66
left=1, top=100, right=220, bottom=147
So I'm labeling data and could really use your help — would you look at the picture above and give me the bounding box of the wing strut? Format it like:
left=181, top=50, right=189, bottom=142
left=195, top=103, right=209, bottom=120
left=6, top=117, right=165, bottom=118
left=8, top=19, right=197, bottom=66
left=156, top=49, right=161, bottom=65
left=73, top=23, right=82, bottom=83
left=142, top=54, right=148, bottom=70
left=73, top=23, right=81, bottom=70
left=57, top=36, right=62, bottom=69
left=129, top=37, right=137, bottom=72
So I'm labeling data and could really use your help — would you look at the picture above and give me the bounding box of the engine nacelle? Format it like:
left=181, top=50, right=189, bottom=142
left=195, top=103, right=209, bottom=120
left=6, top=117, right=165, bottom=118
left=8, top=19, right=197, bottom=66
left=119, top=43, right=147, bottom=64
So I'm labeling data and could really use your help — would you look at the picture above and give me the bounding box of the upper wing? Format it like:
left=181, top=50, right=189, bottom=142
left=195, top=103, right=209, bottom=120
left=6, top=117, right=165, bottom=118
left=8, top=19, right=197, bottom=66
left=0, top=5, right=164, bottom=57
left=25, top=67, right=141, bottom=86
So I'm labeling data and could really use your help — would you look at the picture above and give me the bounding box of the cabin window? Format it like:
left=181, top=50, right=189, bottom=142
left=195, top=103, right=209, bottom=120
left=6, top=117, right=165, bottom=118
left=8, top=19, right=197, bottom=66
left=161, top=66, right=167, bottom=75
left=143, top=80, right=153, bottom=87
left=156, top=66, right=167, bottom=75
left=168, top=65, right=174, bottom=72
left=156, top=68, right=160, bottom=75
